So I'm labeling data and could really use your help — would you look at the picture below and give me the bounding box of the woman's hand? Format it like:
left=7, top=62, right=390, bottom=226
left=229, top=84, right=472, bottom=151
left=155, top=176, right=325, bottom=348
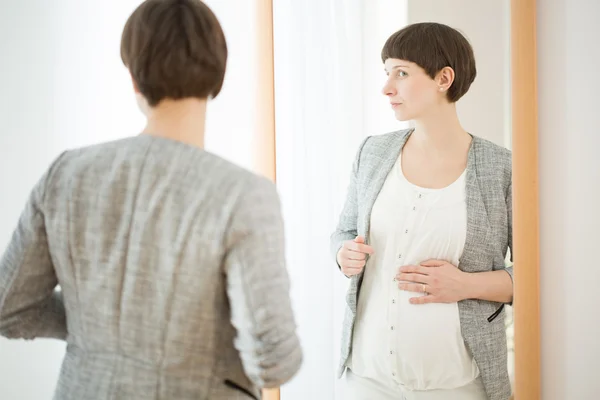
left=336, top=236, right=374, bottom=277
left=395, top=259, right=469, bottom=304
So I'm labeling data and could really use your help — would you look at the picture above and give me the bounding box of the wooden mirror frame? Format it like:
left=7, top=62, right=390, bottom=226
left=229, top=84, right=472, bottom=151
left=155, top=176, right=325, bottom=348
left=258, top=0, right=541, bottom=398
left=511, top=0, right=540, bottom=399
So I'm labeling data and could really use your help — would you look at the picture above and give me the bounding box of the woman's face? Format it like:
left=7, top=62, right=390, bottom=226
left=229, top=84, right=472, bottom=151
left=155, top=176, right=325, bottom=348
left=382, top=58, right=449, bottom=122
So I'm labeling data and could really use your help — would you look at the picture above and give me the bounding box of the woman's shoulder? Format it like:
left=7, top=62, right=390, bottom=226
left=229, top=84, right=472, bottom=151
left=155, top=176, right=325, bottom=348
left=471, top=135, right=512, bottom=184
left=361, top=128, right=411, bottom=148
left=356, top=128, right=411, bottom=158
left=472, top=135, right=512, bottom=162
left=50, top=136, right=277, bottom=198
left=352, top=129, right=410, bottom=173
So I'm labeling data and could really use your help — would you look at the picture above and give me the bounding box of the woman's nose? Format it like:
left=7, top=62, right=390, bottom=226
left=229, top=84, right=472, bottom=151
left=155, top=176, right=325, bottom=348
left=382, top=80, right=396, bottom=97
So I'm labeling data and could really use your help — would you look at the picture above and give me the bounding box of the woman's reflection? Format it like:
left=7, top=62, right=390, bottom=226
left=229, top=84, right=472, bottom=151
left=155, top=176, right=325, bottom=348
left=331, top=23, right=513, bottom=400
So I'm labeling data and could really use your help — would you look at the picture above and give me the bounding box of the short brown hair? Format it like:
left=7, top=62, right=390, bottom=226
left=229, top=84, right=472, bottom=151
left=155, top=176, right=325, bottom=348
left=381, top=22, right=476, bottom=102
left=120, top=0, right=227, bottom=107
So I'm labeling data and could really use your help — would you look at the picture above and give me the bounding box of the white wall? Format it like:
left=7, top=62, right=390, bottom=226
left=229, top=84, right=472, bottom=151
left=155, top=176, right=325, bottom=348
left=538, top=0, right=600, bottom=398
left=0, top=1, right=262, bottom=398
left=407, top=0, right=511, bottom=147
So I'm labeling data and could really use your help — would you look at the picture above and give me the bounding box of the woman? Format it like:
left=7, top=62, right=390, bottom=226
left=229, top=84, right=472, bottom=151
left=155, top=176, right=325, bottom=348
left=0, top=1, right=301, bottom=399
left=331, top=23, right=513, bottom=400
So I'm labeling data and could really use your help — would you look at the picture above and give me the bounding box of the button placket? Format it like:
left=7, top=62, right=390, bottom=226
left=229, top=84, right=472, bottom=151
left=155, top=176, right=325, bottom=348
left=390, top=190, right=425, bottom=381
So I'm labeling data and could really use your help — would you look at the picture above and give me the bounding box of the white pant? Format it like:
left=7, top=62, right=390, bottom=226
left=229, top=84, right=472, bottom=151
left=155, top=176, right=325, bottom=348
left=343, top=369, right=488, bottom=400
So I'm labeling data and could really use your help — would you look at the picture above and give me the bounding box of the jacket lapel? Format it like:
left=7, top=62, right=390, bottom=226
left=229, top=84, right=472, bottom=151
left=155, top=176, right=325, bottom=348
left=361, top=130, right=412, bottom=243
left=348, top=130, right=411, bottom=314
left=459, top=137, right=492, bottom=271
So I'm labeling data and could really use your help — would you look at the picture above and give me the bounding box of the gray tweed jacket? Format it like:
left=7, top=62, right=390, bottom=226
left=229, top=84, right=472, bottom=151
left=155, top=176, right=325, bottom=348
left=0, top=135, right=302, bottom=400
left=331, top=129, right=513, bottom=400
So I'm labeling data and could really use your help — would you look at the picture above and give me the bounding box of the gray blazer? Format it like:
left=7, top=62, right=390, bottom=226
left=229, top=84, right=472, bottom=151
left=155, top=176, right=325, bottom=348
left=331, top=129, right=513, bottom=400
left=0, top=135, right=302, bottom=400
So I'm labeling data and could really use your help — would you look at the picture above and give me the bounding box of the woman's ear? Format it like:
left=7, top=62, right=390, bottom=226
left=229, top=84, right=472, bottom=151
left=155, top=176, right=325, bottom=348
left=436, top=66, right=455, bottom=92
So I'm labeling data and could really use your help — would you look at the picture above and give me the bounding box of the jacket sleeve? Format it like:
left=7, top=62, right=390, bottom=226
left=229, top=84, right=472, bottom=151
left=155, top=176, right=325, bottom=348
left=224, top=178, right=302, bottom=388
left=0, top=154, right=67, bottom=340
left=329, top=137, right=370, bottom=268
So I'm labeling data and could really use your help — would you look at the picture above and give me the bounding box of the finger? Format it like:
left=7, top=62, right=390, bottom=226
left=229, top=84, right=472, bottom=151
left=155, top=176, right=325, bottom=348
left=342, top=266, right=364, bottom=276
left=346, top=241, right=375, bottom=254
left=398, top=265, right=428, bottom=275
left=409, top=295, right=437, bottom=305
left=397, top=283, right=428, bottom=293
left=341, top=259, right=366, bottom=269
left=395, top=273, right=430, bottom=284
left=344, top=250, right=366, bottom=261
left=354, top=235, right=365, bottom=244
left=339, top=247, right=366, bottom=261
left=420, top=259, right=445, bottom=267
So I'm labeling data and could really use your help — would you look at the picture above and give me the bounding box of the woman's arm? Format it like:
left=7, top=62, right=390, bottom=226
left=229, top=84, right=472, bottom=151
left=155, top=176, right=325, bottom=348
left=464, top=269, right=513, bottom=304
left=467, top=170, right=514, bottom=303
left=330, top=137, right=370, bottom=265
left=224, top=179, right=302, bottom=388
left=397, top=261, right=514, bottom=305
left=0, top=158, right=67, bottom=340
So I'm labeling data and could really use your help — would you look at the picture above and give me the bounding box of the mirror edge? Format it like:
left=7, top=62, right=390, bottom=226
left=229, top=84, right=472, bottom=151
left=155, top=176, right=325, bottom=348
left=511, top=0, right=541, bottom=399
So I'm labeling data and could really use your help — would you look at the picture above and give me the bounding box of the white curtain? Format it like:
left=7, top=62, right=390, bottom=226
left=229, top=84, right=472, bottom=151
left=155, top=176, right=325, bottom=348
left=272, top=1, right=408, bottom=398
left=203, top=0, right=263, bottom=170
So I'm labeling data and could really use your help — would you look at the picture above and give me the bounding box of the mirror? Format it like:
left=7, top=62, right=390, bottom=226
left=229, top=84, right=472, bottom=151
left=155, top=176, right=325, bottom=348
left=271, top=0, right=537, bottom=399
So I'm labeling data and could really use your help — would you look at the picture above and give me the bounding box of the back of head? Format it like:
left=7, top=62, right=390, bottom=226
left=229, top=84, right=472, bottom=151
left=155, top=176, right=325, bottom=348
left=381, top=22, right=476, bottom=103
left=120, top=0, right=227, bottom=107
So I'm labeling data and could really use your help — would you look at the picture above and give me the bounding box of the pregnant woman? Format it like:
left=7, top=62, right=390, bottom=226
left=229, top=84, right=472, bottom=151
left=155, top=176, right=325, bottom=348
left=331, top=23, right=513, bottom=400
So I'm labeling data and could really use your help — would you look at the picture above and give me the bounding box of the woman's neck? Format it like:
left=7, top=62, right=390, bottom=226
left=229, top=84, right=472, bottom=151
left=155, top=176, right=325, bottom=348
left=141, top=98, right=207, bottom=148
left=410, top=102, right=471, bottom=155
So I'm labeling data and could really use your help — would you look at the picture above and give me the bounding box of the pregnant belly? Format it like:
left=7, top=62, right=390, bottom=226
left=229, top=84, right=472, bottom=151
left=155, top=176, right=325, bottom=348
left=392, top=290, right=479, bottom=390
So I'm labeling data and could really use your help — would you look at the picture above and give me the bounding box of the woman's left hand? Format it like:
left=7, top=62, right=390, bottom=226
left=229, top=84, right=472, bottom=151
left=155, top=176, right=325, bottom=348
left=396, top=259, right=470, bottom=304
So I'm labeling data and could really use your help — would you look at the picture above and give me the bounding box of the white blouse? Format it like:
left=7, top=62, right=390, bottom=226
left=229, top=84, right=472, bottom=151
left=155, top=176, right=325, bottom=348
left=349, top=153, right=480, bottom=391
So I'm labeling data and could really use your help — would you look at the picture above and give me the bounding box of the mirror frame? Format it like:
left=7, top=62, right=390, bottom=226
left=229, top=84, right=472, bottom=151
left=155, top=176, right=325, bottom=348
left=257, top=0, right=278, bottom=399
left=260, top=0, right=542, bottom=398
left=511, top=0, right=541, bottom=399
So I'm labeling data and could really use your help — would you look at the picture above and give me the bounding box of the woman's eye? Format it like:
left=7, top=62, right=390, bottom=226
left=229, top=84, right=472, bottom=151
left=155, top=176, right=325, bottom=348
left=397, top=70, right=407, bottom=77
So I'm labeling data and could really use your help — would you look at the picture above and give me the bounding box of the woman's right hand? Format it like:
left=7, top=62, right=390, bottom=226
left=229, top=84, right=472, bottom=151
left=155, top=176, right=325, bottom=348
left=336, top=236, right=375, bottom=276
